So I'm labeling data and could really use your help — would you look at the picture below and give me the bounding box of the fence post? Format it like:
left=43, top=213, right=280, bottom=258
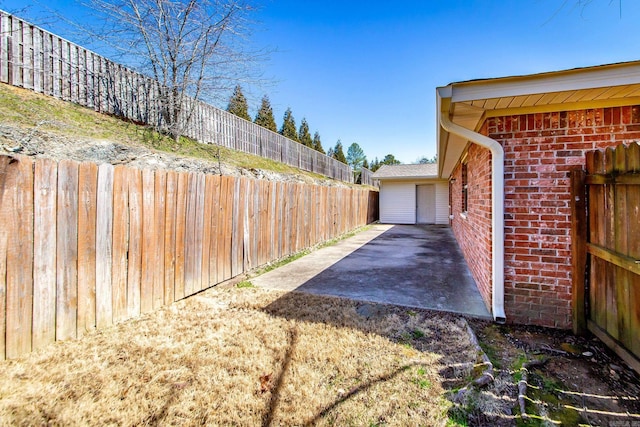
left=570, top=167, right=587, bottom=336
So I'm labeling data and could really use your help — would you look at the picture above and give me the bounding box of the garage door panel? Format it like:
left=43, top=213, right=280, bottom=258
left=380, top=182, right=415, bottom=224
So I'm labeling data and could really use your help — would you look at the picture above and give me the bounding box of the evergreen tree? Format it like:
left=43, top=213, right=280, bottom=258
left=254, top=95, right=277, bottom=132
left=381, top=153, right=401, bottom=166
left=298, top=118, right=313, bottom=147
left=417, top=154, right=437, bottom=164
left=226, top=85, right=251, bottom=121
left=327, top=147, right=334, bottom=158
left=279, top=107, right=298, bottom=141
left=332, top=140, right=347, bottom=164
left=346, top=142, right=366, bottom=170
left=362, top=158, right=369, bottom=169
left=312, top=131, right=325, bottom=154
left=370, top=157, right=380, bottom=172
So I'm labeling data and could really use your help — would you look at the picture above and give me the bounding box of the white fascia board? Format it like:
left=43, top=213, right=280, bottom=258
left=436, top=87, right=452, bottom=179
left=450, top=62, right=640, bottom=103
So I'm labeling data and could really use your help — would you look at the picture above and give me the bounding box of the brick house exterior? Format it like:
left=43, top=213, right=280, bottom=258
left=437, top=61, right=640, bottom=328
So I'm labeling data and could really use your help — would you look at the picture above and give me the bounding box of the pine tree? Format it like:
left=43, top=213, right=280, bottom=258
left=312, top=131, right=325, bottom=154
left=370, top=157, right=380, bottom=172
left=362, top=158, right=369, bottom=169
left=381, top=153, right=401, bottom=165
left=279, top=107, right=298, bottom=141
left=298, top=118, right=313, bottom=147
left=346, top=142, right=366, bottom=170
left=332, top=140, right=347, bottom=164
left=327, top=147, right=334, bottom=158
left=254, top=95, right=277, bottom=132
left=226, top=85, right=251, bottom=121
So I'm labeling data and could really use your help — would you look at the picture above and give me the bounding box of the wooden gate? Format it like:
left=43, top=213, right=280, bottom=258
left=571, top=143, right=640, bottom=373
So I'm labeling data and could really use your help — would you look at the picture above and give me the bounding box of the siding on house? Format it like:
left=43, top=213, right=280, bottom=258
left=379, top=179, right=450, bottom=225
left=379, top=181, right=416, bottom=224
left=450, top=106, right=640, bottom=328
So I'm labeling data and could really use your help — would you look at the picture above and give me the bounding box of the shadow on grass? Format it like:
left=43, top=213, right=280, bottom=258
left=258, top=290, right=511, bottom=426
left=263, top=326, right=298, bottom=427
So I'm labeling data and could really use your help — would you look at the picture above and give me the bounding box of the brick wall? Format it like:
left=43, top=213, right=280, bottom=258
left=450, top=142, right=493, bottom=311
left=451, top=105, right=640, bottom=328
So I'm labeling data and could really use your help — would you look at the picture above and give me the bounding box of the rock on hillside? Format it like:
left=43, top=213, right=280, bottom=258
left=0, top=122, right=348, bottom=187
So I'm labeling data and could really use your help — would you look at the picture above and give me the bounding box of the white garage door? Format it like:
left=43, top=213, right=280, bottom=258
left=379, top=182, right=415, bottom=224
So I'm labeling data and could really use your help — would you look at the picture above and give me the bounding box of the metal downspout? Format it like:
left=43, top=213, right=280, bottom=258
left=438, top=98, right=506, bottom=322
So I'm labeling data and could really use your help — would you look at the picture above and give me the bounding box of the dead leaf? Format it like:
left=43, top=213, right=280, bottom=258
left=259, top=373, right=272, bottom=394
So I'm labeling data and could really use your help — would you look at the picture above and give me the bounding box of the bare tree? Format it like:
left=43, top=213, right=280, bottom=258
left=86, top=0, right=260, bottom=141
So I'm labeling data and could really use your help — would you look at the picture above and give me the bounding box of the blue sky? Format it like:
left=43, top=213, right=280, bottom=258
left=3, top=0, right=640, bottom=164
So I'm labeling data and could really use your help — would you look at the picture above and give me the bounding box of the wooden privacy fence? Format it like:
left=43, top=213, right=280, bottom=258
left=0, top=154, right=379, bottom=360
left=359, top=167, right=377, bottom=187
left=0, top=10, right=354, bottom=183
left=571, top=142, right=640, bottom=373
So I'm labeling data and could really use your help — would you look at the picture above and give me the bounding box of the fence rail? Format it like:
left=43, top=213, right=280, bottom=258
left=0, top=154, right=379, bottom=359
left=0, top=10, right=354, bottom=183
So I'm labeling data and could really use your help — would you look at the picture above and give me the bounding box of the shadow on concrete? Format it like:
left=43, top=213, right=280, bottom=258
left=253, top=226, right=501, bottom=423
left=254, top=224, right=491, bottom=319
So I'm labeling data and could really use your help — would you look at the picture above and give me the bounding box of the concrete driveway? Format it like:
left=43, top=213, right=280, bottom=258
left=252, top=224, right=492, bottom=319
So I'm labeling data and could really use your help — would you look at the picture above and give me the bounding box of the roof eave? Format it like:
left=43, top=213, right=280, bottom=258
left=375, top=175, right=440, bottom=181
left=437, top=60, right=640, bottom=179
left=450, top=60, right=640, bottom=103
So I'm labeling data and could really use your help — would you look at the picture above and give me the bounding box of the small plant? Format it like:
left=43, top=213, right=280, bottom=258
left=412, top=367, right=432, bottom=389
left=411, top=329, right=425, bottom=339
left=406, top=310, right=417, bottom=317
left=236, top=280, right=254, bottom=288
left=447, top=405, right=469, bottom=426
left=399, top=332, right=413, bottom=345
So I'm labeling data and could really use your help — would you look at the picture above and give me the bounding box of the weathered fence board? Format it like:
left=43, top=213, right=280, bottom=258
left=127, top=168, right=142, bottom=317
left=184, top=172, right=198, bottom=296
left=207, top=175, right=220, bottom=286
left=77, top=162, right=97, bottom=336
left=154, top=171, right=167, bottom=308
left=193, top=173, right=205, bottom=293
left=0, top=155, right=378, bottom=359
left=112, top=165, right=129, bottom=323
left=163, top=171, right=178, bottom=304
left=174, top=172, right=188, bottom=300
left=95, top=163, right=114, bottom=329
left=141, top=169, right=156, bottom=313
left=56, top=160, right=79, bottom=341
left=33, top=158, right=57, bottom=350
left=4, top=156, right=34, bottom=358
left=220, top=176, right=234, bottom=282
left=0, top=156, right=10, bottom=359
left=201, top=175, right=214, bottom=288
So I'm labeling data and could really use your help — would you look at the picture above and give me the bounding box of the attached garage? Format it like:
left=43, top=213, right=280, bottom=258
left=372, top=164, right=449, bottom=225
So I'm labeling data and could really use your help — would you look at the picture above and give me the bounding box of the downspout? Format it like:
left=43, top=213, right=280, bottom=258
left=437, top=90, right=506, bottom=323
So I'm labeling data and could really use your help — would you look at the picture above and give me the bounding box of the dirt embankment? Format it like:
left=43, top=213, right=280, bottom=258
left=0, top=122, right=346, bottom=186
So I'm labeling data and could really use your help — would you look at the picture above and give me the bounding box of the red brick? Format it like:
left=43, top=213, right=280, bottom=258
left=452, top=105, right=640, bottom=329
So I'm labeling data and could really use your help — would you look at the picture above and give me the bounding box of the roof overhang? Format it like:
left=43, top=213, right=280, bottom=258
left=437, top=60, right=640, bottom=178
left=375, top=175, right=440, bottom=181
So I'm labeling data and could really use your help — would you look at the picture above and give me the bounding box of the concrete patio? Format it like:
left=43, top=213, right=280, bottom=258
left=252, top=224, right=492, bottom=319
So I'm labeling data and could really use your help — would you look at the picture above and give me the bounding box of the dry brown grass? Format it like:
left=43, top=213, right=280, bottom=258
left=0, top=287, right=479, bottom=426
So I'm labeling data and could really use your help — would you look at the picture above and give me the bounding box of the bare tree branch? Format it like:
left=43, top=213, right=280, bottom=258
left=82, top=0, right=265, bottom=141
